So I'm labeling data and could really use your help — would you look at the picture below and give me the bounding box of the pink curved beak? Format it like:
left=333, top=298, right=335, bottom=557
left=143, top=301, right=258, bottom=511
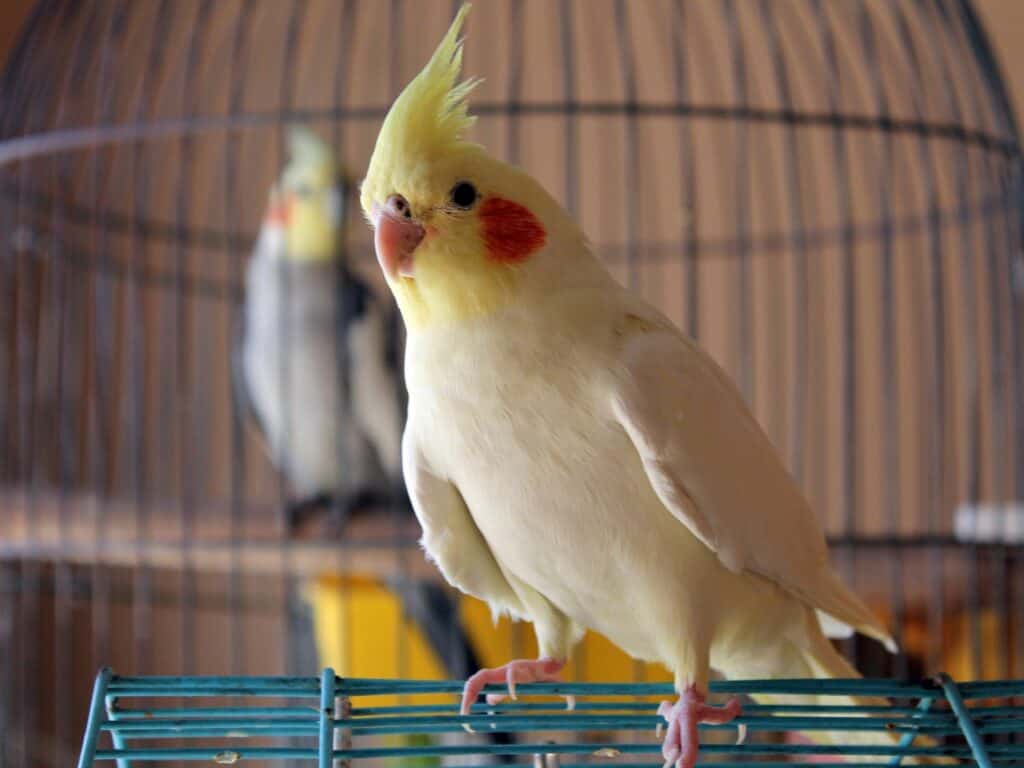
left=373, top=204, right=425, bottom=279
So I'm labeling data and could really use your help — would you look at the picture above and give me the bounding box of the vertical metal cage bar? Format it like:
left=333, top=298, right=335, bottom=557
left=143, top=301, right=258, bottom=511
left=0, top=10, right=49, bottom=761
left=56, top=1, right=106, bottom=758
left=889, top=695, right=935, bottom=766
left=508, top=0, right=528, bottom=663
left=44, top=6, right=99, bottom=766
left=89, top=18, right=129, bottom=758
left=103, top=694, right=130, bottom=768
left=335, top=0, right=359, bottom=680
left=914, top=3, right=957, bottom=679
left=174, top=0, right=209, bottom=680
left=613, top=0, right=640, bottom=296
left=992, top=141, right=1024, bottom=682
left=76, top=668, right=113, bottom=768
left=925, top=0, right=990, bottom=680
left=558, top=0, right=577, bottom=219
left=504, top=0, right=524, bottom=168
left=612, top=0, right=644, bottom=686
left=278, top=0, right=307, bottom=697
left=671, top=1, right=698, bottom=342
left=858, top=3, right=907, bottom=677
left=954, top=0, right=1024, bottom=694
left=953, top=3, right=1024, bottom=522
left=891, top=2, right=947, bottom=675
left=559, top=0, right=580, bottom=684
left=814, top=0, right=859, bottom=664
left=386, top=0, right=409, bottom=689
left=946, top=0, right=1018, bottom=680
left=318, top=668, right=337, bottom=768
left=0, top=566, right=12, bottom=768
left=129, top=0, right=174, bottom=681
left=225, top=0, right=253, bottom=680
left=724, top=0, right=753, bottom=403
left=5, top=42, right=59, bottom=707
left=938, top=673, right=995, bottom=768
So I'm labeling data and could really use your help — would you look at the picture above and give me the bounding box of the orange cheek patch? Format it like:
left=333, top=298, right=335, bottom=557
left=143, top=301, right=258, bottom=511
left=479, top=197, right=546, bottom=264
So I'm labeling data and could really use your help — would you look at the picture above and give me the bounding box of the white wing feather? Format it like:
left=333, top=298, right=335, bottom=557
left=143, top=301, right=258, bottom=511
left=402, top=427, right=526, bottom=622
left=611, top=326, right=895, bottom=650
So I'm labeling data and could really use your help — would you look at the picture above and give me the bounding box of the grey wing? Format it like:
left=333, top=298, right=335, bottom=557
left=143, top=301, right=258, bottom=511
left=231, top=304, right=271, bottom=457
left=342, top=274, right=405, bottom=481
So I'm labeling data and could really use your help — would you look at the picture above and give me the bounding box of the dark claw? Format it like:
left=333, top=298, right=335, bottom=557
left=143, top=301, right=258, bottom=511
left=285, top=487, right=412, bottom=538
left=284, top=493, right=334, bottom=534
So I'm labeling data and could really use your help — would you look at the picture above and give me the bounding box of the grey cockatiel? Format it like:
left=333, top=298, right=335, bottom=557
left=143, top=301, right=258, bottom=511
left=236, top=125, right=404, bottom=530
left=236, top=126, right=490, bottom=689
left=359, top=8, right=946, bottom=766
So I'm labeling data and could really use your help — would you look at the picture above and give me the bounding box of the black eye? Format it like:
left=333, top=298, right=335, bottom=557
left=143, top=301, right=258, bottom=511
left=450, top=181, right=478, bottom=209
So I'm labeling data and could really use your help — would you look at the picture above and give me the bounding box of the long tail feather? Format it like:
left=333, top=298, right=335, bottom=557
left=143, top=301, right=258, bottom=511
left=746, top=628, right=954, bottom=765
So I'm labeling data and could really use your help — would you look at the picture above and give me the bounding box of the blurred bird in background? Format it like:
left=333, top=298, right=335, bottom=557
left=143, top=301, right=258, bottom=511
left=234, top=124, right=493, bottom=714
left=235, top=124, right=404, bottom=534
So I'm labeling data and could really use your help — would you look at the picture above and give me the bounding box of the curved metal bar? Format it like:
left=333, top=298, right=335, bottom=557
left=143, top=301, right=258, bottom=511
left=318, top=668, right=337, bottom=768
left=724, top=0, right=752, bottom=402
left=921, top=0, right=988, bottom=681
left=559, top=0, right=577, bottom=217
left=937, top=673, right=995, bottom=768
left=613, top=0, right=640, bottom=293
left=224, top=0, right=254, bottom=680
left=670, top=0, right=698, bottom=340
left=1, top=102, right=1017, bottom=169
left=171, top=0, right=211, bottom=680
left=104, top=693, right=131, bottom=768
left=890, top=1, right=946, bottom=675
left=76, top=668, right=114, bottom=768
left=812, top=2, right=857, bottom=664
left=858, top=0, right=905, bottom=679
left=128, top=0, right=173, bottom=680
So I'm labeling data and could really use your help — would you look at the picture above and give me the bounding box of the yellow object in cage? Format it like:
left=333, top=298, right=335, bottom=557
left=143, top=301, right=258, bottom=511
left=945, top=610, right=1017, bottom=681
left=305, top=575, right=446, bottom=681
left=305, top=573, right=671, bottom=706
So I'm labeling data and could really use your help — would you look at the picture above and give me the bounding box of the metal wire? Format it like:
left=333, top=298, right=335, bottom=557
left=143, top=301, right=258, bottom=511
left=77, top=670, right=1024, bottom=767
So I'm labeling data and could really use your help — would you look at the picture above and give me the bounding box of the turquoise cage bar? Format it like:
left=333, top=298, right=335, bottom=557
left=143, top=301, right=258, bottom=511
left=77, top=670, right=1024, bottom=766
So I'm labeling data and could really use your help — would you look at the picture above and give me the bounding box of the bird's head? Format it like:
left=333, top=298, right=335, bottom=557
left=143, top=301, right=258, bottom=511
left=265, top=125, right=344, bottom=262
left=360, top=4, right=584, bottom=330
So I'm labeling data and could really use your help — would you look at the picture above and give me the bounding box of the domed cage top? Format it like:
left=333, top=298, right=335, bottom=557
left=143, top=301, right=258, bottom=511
left=0, top=0, right=1022, bottom=764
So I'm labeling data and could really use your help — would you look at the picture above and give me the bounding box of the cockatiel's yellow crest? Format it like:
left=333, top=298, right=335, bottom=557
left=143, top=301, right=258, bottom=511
left=360, top=4, right=478, bottom=214
left=360, top=4, right=587, bottom=329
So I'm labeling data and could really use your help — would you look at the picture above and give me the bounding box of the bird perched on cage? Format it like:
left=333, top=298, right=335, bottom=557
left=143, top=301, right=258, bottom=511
left=235, top=124, right=405, bottom=534
left=360, top=7, right=948, bottom=767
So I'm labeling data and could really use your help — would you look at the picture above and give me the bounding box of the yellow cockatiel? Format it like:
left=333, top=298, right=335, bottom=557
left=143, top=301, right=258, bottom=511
left=359, top=6, right=943, bottom=766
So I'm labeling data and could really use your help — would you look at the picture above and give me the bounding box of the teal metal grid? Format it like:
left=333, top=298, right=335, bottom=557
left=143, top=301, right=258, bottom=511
left=77, top=669, right=1024, bottom=767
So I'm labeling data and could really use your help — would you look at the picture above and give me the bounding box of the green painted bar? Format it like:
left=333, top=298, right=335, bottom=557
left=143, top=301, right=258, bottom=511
left=78, top=670, right=1024, bottom=767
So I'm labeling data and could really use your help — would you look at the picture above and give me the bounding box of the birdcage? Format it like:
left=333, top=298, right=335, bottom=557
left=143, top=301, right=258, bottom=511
left=1, top=0, right=1023, bottom=766
left=74, top=670, right=1024, bottom=767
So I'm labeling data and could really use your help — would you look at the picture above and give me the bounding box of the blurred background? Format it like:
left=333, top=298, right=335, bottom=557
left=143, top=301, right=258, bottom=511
left=0, top=1, right=1022, bottom=766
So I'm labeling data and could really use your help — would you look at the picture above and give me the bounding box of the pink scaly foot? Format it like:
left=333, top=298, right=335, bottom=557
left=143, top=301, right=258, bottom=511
left=657, top=686, right=742, bottom=768
left=460, top=658, right=574, bottom=719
